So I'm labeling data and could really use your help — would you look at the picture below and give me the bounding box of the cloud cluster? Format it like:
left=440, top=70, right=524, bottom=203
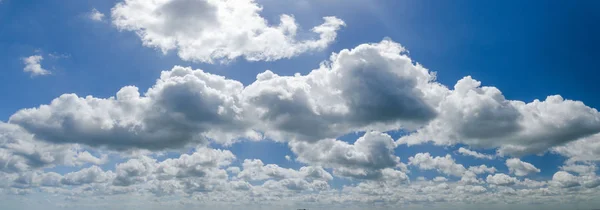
left=9, top=40, right=444, bottom=151
left=8, top=39, right=600, bottom=160
left=111, top=0, right=345, bottom=63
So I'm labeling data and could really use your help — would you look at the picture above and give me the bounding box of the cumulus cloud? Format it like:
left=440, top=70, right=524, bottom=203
left=551, top=171, right=580, bottom=188
left=468, top=165, right=497, bottom=175
left=238, top=159, right=332, bottom=182
left=290, top=131, right=401, bottom=180
left=74, top=151, right=108, bottom=166
left=486, top=173, right=518, bottom=186
left=409, top=153, right=466, bottom=177
left=560, top=163, right=597, bottom=175
left=111, top=0, right=345, bottom=63
left=506, top=158, right=540, bottom=176
left=22, top=55, right=51, bottom=76
left=89, top=8, right=105, bottom=21
left=244, top=40, right=443, bottom=142
left=113, top=156, right=157, bottom=186
left=61, top=166, right=114, bottom=185
left=10, top=67, right=260, bottom=151
left=399, top=76, right=600, bottom=156
left=457, top=147, right=494, bottom=159
left=0, top=122, right=97, bottom=173
left=553, top=133, right=600, bottom=162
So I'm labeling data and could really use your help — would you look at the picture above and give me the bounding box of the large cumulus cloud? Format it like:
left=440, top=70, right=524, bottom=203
left=10, top=67, right=259, bottom=151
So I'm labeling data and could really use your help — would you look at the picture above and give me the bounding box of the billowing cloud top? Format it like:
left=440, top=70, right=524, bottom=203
left=111, top=0, right=345, bottom=63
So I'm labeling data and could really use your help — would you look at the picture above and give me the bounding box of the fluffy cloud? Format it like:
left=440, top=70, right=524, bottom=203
left=0, top=122, right=100, bottom=173
left=486, top=173, right=518, bottom=186
left=399, top=76, right=600, bottom=156
left=156, top=148, right=235, bottom=179
left=468, top=165, right=497, bottom=175
left=244, top=40, right=443, bottom=142
left=113, top=156, right=157, bottom=186
left=506, top=158, right=540, bottom=176
left=10, top=171, right=63, bottom=189
left=553, top=134, right=600, bottom=162
left=290, top=131, right=401, bottom=180
left=560, top=163, right=597, bottom=175
left=237, top=159, right=332, bottom=182
left=89, top=8, right=105, bottom=21
left=74, top=151, right=108, bottom=166
left=61, top=166, right=115, bottom=185
left=10, top=66, right=259, bottom=150
left=22, top=55, right=50, bottom=76
left=408, top=153, right=466, bottom=177
left=111, top=0, right=345, bottom=63
left=457, top=147, right=494, bottom=159
left=551, top=171, right=580, bottom=188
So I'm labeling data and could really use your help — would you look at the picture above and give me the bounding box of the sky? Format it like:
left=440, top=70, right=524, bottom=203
left=1, top=0, right=600, bottom=209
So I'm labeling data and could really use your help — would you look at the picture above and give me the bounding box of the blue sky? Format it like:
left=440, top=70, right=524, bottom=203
left=1, top=0, right=600, bottom=209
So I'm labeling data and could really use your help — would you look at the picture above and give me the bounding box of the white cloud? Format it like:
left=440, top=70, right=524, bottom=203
left=433, top=176, right=448, bottom=182
left=553, top=133, right=600, bottom=162
left=61, top=166, right=115, bottom=185
left=518, top=178, right=547, bottom=188
left=111, top=0, right=345, bottom=63
left=113, top=156, right=157, bottom=186
left=506, top=158, right=540, bottom=176
left=10, top=67, right=260, bottom=150
left=244, top=40, right=443, bottom=142
left=290, top=131, right=401, bottom=180
left=551, top=171, right=580, bottom=188
left=560, top=163, right=597, bottom=175
left=237, top=159, right=332, bottom=182
left=408, top=153, right=466, bottom=177
left=399, top=76, right=600, bottom=156
left=457, top=147, right=494, bottom=159
left=0, top=122, right=93, bottom=173
left=22, top=55, right=51, bottom=76
left=468, top=165, right=497, bottom=175
left=89, top=8, right=105, bottom=21
left=74, top=151, right=108, bottom=166
left=486, top=173, right=518, bottom=186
